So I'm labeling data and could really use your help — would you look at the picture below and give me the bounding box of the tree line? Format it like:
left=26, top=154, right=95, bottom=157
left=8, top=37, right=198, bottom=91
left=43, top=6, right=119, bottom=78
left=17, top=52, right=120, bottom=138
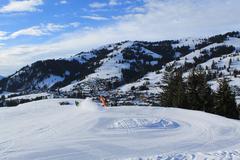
left=160, top=67, right=239, bottom=119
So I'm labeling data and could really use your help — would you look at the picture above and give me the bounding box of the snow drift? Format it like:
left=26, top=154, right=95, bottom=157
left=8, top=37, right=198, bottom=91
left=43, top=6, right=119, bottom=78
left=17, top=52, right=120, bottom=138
left=78, top=97, right=104, bottom=112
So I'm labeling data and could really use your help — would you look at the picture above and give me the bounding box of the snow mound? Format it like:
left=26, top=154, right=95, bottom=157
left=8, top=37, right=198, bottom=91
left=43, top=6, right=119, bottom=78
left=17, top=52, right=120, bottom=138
left=109, top=118, right=180, bottom=129
left=79, top=98, right=103, bottom=112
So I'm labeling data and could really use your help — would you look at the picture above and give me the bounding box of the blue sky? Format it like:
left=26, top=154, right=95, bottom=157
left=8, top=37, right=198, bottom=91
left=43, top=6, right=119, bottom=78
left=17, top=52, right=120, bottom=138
left=0, top=0, right=240, bottom=76
left=0, top=0, right=144, bottom=47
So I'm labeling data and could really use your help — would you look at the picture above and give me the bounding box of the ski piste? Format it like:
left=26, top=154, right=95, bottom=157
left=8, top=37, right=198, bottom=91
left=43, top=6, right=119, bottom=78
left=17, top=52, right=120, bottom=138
left=0, top=98, right=240, bottom=160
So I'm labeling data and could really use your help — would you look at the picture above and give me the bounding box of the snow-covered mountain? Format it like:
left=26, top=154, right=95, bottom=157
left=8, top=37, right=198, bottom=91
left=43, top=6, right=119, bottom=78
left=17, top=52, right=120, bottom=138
left=61, top=31, right=240, bottom=98
left=0, top=40, right=191, bottom=92
left=118, top=32, right=240, bottom=95
left=0, top=31, right=240, bottom=98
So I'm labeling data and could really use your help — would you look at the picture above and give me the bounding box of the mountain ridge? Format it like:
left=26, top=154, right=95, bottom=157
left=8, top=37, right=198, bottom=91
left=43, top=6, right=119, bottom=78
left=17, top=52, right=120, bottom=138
left=0, top=31, right=240, bottom=101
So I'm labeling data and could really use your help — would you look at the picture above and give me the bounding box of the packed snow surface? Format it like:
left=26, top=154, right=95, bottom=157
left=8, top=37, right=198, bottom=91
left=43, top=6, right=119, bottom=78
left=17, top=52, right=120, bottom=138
left=0, top=99, right=240, bottom=160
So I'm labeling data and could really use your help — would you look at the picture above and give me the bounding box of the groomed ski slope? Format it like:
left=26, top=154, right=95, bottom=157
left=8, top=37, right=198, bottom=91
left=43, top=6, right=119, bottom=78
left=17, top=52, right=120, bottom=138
left=0, top=99, right=240, bottom=160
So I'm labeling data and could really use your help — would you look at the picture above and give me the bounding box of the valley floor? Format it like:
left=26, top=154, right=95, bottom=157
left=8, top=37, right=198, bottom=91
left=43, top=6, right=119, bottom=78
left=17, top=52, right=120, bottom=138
left=0, top=99, right=240, bottom=160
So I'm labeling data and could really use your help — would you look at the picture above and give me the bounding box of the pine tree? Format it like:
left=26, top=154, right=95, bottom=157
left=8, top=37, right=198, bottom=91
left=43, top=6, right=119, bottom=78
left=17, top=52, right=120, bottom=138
left=160, top=68, right=174, bottom=107
left=171, top=69, right=187, bottom=107
left=199, top=78, right=214, bottom=113
left=0, top=95, right=5, bottom=107
left=186, top=67, right=214, bottom=111
left=186, top=68, right=201, bottom=110
left=1, top=95, right=5, bottom=102
left=214, top=78, right=239, bottom=119
left=160, top=68, right=187, bottom=107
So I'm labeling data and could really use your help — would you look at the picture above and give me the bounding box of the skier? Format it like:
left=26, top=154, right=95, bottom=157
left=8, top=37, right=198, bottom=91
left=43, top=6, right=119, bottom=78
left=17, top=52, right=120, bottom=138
left=99, top=96, right=107, bottom=108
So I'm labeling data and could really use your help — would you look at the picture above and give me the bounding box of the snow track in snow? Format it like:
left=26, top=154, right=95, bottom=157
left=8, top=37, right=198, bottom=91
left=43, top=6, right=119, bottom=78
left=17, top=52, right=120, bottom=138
left=0, top=99, right=240, bottom=160
left=108, top=118, right=180, bottom=129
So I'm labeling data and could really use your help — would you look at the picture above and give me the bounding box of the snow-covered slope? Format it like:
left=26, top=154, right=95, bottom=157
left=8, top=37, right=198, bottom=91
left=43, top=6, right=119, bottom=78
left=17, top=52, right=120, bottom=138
left=118, top=71, right=163, bottom=93
left=64, top=32, right=240, bottom=97
left=0, top=99, right=240, bottom=160
left=83, top=41, right=134, bottom=80
left=0, top=41, right=174, bottom=92
left=1, top=31, right=240, bottom=97
left=119, top=32, right=240, bottom=96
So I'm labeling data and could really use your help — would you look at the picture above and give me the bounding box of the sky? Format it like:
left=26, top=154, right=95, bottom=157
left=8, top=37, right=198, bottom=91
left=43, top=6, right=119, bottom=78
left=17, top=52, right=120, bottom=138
left=0, top=0, right=240, bottom=76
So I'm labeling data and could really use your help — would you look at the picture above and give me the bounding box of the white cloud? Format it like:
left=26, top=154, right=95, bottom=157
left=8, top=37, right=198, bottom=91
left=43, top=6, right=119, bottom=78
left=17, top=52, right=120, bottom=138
left=1, top=0, right=240, bottom=75
left=89, top=0, right=121, bottom=9
left=7, top=25, right=57, bottom=39
left=0, top=0, right=44, bottom=13
left=60, top=0, right=67, bottom=4
left=0, top=22, right=80, bottom=40
left=81, top=15, right=109, bottom=21
left=89, top=2, right=107, bottom=9
left=109, top=0, right=120, bottom=6
left=69, top=22, right=81, bottom=28
left=126, top=6, right=146, bottom=13
left=55, top=0, right=67, bottom=5
left=0, top=43, right=5, bottom=48
left=10, top=26, right=47, bottom=38
left=44, top=23, right=66, bottom=32
left=9, top=23, right=67, bottom=39
left=0, top=31, right=8, bottom=40
left=0, top=31, right=7, bottom=37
